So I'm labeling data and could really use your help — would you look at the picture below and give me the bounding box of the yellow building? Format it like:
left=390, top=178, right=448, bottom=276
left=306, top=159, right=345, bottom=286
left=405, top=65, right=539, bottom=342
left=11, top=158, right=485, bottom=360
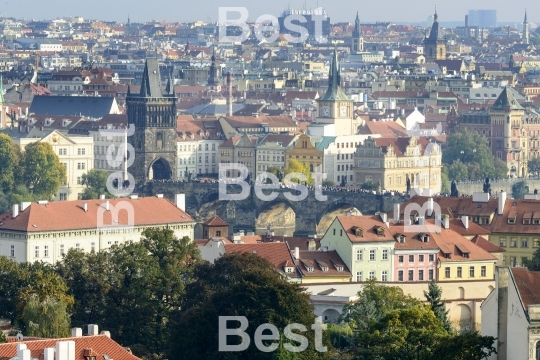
left=285, top=134, right=323, bottom=173
left=353, top=136, right=442, bottom=193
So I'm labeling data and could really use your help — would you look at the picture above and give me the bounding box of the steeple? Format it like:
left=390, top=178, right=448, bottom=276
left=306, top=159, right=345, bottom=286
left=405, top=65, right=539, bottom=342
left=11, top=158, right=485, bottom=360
left=139, top=58, right=163, bottom=97
left=428, top=6, right=440, bottom=40
left=524, top=8, right=528, bottom=23
left=353, top=11, right=362, bottom=37
left=165, top=71, right=174, bottom=95
left=318, top=47, right=349, bottom=101
left=523, top=9, right=530, bottom=45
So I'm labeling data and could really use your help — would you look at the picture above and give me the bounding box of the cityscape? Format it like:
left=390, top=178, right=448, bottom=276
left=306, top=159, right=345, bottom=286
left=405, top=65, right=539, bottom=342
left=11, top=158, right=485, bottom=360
left=1, top=4, right=540, bottom=360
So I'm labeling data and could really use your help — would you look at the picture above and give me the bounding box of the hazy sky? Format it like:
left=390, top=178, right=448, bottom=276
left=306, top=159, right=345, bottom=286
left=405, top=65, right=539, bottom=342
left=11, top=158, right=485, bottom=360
left=1, top=0, right=536, bottom=24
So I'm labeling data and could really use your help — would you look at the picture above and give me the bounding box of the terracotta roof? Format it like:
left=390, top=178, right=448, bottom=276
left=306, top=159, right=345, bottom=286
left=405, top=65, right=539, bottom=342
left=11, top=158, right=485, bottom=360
left=223, top=242, right=301, bottom=278
left=373, top=136, right=433, bottom=157
left=490, top=199, right=540, bottom=234
left=202, top=216, right=229, bottom=227
left=295, top=250, right=351, bottom=277
left=0, top=335, right=140, bottom=360
left=0, top=197, right=194, bottom=233
left=388, top=224, right=440, bottom=250
left=221, top=115, right=297, bottom=129
left=399, top=195, right=498, bottom=221
left=511, top=267, right=540, bottom=308
left=471, top=235, right=505, bottom=253
left=430, top=223, right=497, bottom=262
left=448, top=219, right=491, bottom=236
left=358, top=121, right=409, bottom=137
left=336, top=215, right=394, bottom=243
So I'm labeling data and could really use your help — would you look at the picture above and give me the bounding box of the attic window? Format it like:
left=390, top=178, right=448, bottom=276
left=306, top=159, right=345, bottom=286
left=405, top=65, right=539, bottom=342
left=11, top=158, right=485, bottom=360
left=508, top=217, right=516, bottom=224
left=421, top=234, right=429, bottom=243
left=352, top=226, right=363, bottom=237
left=477, top=204, right=482, bottom=208
left=285, top=267, right=295, bottom=273
left=534, top=219, right=540, bottom=225
left=336, top=266, right=343, bottom=272
left=306, top=266, right=314, bottom=272
left=321, top=266, right=329, bottom=272
left=524, top=219, right=531, bottom=225
left=376, top=227, right=385, bottom=237
left=444, top=253, right=451, bottom=259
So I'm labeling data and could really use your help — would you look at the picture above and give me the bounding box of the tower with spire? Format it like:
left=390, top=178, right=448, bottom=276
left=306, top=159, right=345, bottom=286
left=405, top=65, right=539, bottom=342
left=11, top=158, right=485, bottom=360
left=314, top=48, right=354, bottom=136
left=424, top=6, right=446, bottom=62
left=126, top=58, right=178, bottom=184
left=351, top=11, right=364, bottom=53
left=207, top=45, right=221, bottom=92
left=522, top=9, right=530, bottom=45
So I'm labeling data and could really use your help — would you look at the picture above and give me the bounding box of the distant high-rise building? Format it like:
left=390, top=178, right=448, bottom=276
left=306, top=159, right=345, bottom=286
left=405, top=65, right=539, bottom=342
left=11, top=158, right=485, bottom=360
left=278, top=7, right=330, bottom=39
left=467, top=9, right=497, bottom=28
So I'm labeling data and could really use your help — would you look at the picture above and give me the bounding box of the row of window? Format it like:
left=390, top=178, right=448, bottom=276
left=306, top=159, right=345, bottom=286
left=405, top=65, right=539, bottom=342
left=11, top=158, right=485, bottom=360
left=499, top=237, right=540, bottom=248
left=58, top=148, right=87, bottom=156
left=444, top=266, right=487, bottom=278
left=258, top=155, right=285, bottom=162
left=397, top=269, right=434, bottom=281
left=356, top=270, right=387, bottom=282
left=398, top=254, right=436, bottom=263
left=356, top=249, right=389, bottom=261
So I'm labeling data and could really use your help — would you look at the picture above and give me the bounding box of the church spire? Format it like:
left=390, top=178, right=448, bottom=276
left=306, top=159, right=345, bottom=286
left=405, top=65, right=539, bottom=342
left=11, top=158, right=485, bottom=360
left=524, top=8, right=528, bottom=23
left=434, top=5, right=438, bottom=22
left=353, top=11, right=362, bottom=37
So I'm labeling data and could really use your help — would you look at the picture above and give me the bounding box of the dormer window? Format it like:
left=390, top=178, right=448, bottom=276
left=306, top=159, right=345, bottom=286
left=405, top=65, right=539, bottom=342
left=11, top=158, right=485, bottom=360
left=336, top=266, right=343, bottom=272
left=285, top=267, right=294, bottom=273
left=352, top=226, right=363, bottom=237
left=508, top=217, right=516, bottom=224
left=395, top=234, right=405, bottom=243
left=306, top=266, right=314, bottom=272
left=421, top=234, right=429, bottom=243
left=444, top=253, right=451, bottom=259
left=376, top=227, right=385, bottom=237
left=321, top=266, right=328, bottom=272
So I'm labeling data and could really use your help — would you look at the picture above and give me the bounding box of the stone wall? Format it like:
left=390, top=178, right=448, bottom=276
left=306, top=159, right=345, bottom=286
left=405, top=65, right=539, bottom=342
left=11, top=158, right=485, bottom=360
left=448, top=178, right=540, bottom=196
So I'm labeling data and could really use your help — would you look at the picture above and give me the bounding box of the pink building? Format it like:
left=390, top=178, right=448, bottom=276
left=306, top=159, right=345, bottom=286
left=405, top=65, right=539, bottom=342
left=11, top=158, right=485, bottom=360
left=390, top=224, right=439, bottom=282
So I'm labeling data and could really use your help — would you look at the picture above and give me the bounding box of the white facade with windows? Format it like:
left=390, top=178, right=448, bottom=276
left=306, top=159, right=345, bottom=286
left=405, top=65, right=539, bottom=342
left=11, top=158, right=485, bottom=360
left=16, top=130, right=94, bottom=201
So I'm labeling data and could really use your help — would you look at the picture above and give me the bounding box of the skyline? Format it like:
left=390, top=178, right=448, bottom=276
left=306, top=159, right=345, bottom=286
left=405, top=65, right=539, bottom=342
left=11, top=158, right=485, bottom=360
left=0, top=0, right=537, bottom=24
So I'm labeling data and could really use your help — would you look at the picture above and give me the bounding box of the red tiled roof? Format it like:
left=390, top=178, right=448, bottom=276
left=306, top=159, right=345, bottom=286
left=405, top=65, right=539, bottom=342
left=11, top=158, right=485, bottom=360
left=224, top=242, right=300, bottom=278
left=0, top=335, right=140, bottom=360
left=471, top=235, right=505, bottom=253
left=336, top=215, right=394, bottom=243
left=0, top=197, right=194, bottom=232
left=203, top=216, right=229, bottom=227
left=490, top=199, right=540, bottom=234
left=511, top=267, right=540, bottom=308
left=295, top=250, right=351, bottom=277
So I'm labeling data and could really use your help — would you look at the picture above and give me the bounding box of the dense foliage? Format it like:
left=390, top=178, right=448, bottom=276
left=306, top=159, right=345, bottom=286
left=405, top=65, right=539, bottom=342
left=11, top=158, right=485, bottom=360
left=512, top=180, right=529, bottom=199
left=443, top=128, right=507, bottom=181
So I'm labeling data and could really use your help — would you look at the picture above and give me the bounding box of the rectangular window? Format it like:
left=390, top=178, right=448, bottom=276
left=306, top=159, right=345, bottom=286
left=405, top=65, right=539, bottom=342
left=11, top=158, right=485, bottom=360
left=369, top=271, right=376, bottom=280
left=481, top=266, right=486, bottom=277
left=522, top=239, right=528, bottom=248
left=382, top=249, right=388, bottom=260
left=398, top=270, right=404, bottom=282
left=381, top=271, right=388, bottom=282
left=78, top=148, right=86, bottom=155
left=35, top=246, right=39, bottom=258
left=418, top=270, right=424, bottom=281
left=369, top=250, right=375, bottom=261
left=398, top=255, right=404, bottom=263
left=429, top=269, right=434, bottom=280
left=510, top=238, right=517, bottom=247
left=44, top=245, right=49, bottom=258
left=408, top=270, right=414, bottom=281
left=356, top=250, right=363, bottom=261
left=356, top=271, right=363, bottom=282
left=419, top=254, right=424, bottom=262
left=75, top=243, right=80, bottom=249
left=429, top=254, right=434, bottom=262
left=445, top=267, right=450, bottom=278
left=500, top=238, right=507, bottom=247
left=10, top=245, right=14, bottom=257
left=409, top=255, right=414, bottom=262
left=469, top=266, right=475, bottom=278
left=60, top=244, right=65, bottom=256
left=60, top=193, right=67, bottom=201
left=457, top=267, right=462, bottom=278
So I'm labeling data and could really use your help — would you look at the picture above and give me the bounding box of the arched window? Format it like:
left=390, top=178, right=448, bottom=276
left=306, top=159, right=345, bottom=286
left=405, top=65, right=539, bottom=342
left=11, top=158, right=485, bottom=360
left=536, top=341, right=540, bottom=360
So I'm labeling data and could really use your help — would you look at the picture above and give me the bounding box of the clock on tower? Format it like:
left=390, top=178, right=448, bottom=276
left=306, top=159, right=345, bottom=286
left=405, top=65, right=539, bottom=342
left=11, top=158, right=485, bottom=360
left=340, top=106, right=347, bottom=117
left=322, top=106, right=330, bottom=117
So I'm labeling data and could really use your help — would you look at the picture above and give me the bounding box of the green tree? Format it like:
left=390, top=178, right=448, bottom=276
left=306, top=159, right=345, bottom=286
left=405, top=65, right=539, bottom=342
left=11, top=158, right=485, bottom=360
left=424, top=279, right=451, bottom=331
left=443, top=128, right=502, bottom=179
left=169, top=253, right=330, bottom=360
left=23, top=295, right=71, bottom=338
left=20, top=142, right=66, bottom=200
left=284, top=159, right=314, bottom=186
left=0, top=328, right=6, bottom=343
left=525, top=246, right=540, bottom=271
left=360, top=181, right=378, bottom=191
left=0, top=133, right=17, bottom=192
left=0, top=256, right=29, bottom=324
left=529, top=157, right=540, bottom=175
left=512, top=180, right=529, bottom=199
left=322, top=179, right=335, bottom=187
left=432, top=332, right=497, bottom=360
left=447, top=160, right=468, bottom=181
left=440, top=169, right=450, bottom=194
left=81, top=169, right=111, bottom=199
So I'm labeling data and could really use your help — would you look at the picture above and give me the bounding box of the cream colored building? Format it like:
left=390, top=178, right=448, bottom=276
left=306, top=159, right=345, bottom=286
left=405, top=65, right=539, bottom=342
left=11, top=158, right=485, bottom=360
left=353, top=136, right=442, bottom=193
left=15, top=130, right=94, bottom=201
left=0, top=196, right=195, bottom=264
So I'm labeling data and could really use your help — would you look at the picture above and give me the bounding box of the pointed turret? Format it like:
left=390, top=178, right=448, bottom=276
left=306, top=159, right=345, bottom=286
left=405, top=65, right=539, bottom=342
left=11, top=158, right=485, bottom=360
left=523, top=9, right=530, bottom=45
left=318, top=47, right=349, bottom=101
left=139, top=58, right=163, bottom=97
left=428, top=6, right=440, bottom=40
left=353, top=11, right=362, bottom=37
left=491, top=86, right=523, bottom=111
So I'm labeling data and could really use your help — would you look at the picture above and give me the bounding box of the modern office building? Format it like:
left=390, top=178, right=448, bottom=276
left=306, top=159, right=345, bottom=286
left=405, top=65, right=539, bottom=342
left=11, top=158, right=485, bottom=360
left=467, top=10, right=497, bottom=28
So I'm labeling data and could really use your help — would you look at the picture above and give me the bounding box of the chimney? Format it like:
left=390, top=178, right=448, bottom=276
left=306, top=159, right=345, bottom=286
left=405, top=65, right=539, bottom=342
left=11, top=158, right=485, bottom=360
left=17, top=345, right=30, bottom=360
left=295, top=247, right=299, bottom=260
left=12, top=204, right=19, bottom=218
left=105, top=201, right=110, bottom=211
left=226, top=72, right=233, bottom=116
left=87, top=324, right=98, bottom=336
left=427, top=197, right=434, bottom=217
left=100, top=330, right=111, bottom=338
left=175, top=194, right=186, bottom=211
left=418, top=217, right=425, bottom=225
left=498, top=190, right=507, bottom=215
left=99, top=194, right=105, bottom=200
left=71, top=327, right=82, bottom=337
left=442, top=214, right=450, bottom=229
left=82, top=203, right=88, bottom=212
left=55, top=342, right=68, bottom=360
left=379, top=212, right=387, bottom=222
left=43, top=348, right=55, bottom=360
left=461, top=215, right=469, bottom=229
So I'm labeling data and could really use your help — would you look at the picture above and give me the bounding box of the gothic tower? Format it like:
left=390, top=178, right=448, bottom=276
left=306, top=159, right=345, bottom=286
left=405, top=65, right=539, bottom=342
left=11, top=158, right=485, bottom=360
left=424, top=7, right=446, bottom=62
left=207, top=46, right=221, bottom=93
left=315, top=48, right=354, bottom=136
left=523, top=9, right=530, bottom=45
left=127, top=58, right=177, bottom=185
left=351, top=11, right=364, bottom=53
